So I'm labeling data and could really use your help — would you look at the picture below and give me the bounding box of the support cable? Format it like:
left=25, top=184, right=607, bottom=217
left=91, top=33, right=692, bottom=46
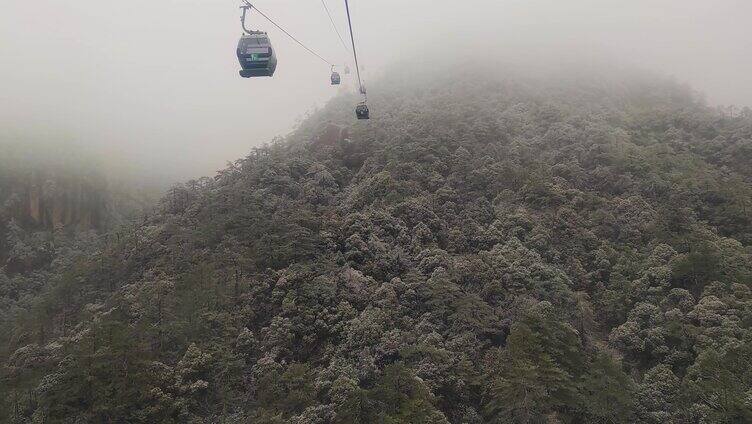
left=242, top=0, right=333, bottom=66
left=344, top=0, right=366, bottom=97
left=320, top=0, right=351, bottom=55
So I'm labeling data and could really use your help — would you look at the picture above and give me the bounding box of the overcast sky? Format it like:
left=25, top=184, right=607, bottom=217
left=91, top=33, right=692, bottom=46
left=1, top=0, right=751, bottom=181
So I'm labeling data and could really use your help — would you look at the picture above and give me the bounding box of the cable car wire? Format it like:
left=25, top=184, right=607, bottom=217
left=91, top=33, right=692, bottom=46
left=344, top=0, right=365, bottom=97
left=320, top=0, right=351, bottom=55
left=242, top=0, right=333, bottom=66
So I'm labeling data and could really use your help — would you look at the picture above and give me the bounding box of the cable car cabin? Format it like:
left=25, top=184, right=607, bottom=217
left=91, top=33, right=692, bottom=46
left=356, top=103, right=370, bottom=120
left=331, top=71, right=341, bottom=85
left=237, top=33, right=277, bottom=78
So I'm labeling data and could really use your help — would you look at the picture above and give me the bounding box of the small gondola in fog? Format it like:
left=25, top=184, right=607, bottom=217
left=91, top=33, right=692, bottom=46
left=331, top=67, right=341, bottom=85
left=356, top=102, right=369, bottom=120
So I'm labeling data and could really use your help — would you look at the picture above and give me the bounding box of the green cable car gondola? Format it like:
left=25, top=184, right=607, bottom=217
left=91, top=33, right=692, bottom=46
left=237, top=4, right=277, bottom=78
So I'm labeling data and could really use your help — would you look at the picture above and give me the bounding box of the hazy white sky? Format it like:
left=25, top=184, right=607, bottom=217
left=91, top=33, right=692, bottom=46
left=1, top=0, right=751, bottom=180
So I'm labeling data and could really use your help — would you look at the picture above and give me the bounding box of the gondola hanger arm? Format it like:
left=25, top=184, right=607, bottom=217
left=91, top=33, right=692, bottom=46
left=240, top=4, right=253, bottom=35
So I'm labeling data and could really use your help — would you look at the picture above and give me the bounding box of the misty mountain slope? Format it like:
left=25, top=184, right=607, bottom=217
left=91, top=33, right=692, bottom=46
left=0, top=144, right=160, bottom=338
left=3, top=67, right=752, bottom=423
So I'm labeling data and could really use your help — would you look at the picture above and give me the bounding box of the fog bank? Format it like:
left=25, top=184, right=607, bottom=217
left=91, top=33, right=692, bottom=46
left=1, top=0, right=750, bottom=181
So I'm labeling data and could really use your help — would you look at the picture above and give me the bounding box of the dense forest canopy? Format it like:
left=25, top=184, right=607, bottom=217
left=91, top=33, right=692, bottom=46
left=1, top=64, right=751, bottom=423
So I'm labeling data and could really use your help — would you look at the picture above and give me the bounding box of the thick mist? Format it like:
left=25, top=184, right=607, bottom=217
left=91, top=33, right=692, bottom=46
left=1, top=0, right=751, bottom=182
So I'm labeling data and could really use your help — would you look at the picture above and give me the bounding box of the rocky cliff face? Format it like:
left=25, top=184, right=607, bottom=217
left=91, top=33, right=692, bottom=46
left=0, top=150, right=114, bottom=271
left=1, top=168, right=108, bottom=232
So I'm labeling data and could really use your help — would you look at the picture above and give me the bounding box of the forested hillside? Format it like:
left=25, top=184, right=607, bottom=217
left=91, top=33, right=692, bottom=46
left=0, top=143, right=158, bottom=411
left=2, top=65, right=752, bottom=423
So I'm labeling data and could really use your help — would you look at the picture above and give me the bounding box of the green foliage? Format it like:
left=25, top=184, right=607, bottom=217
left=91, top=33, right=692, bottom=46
left=483, top=302, right=588, bottom=423
left=682, top=338, right=752, bottom=422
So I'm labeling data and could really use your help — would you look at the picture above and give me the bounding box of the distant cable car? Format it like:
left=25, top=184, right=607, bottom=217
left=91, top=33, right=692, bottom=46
left=331, top=67, right=341, bottom=85
left=344, top=65, right=351, bottom=74
left=237, top=4, right=277, bottom=78
left=356, top=102, right=370, bottom=120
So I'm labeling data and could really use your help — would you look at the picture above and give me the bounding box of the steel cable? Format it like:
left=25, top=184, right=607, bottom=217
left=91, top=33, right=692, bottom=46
left=344, top=0, right=365, bottom=96
left=243, top=0, right=333, bottom=66
left=320, top=0, right=351, bottom=55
